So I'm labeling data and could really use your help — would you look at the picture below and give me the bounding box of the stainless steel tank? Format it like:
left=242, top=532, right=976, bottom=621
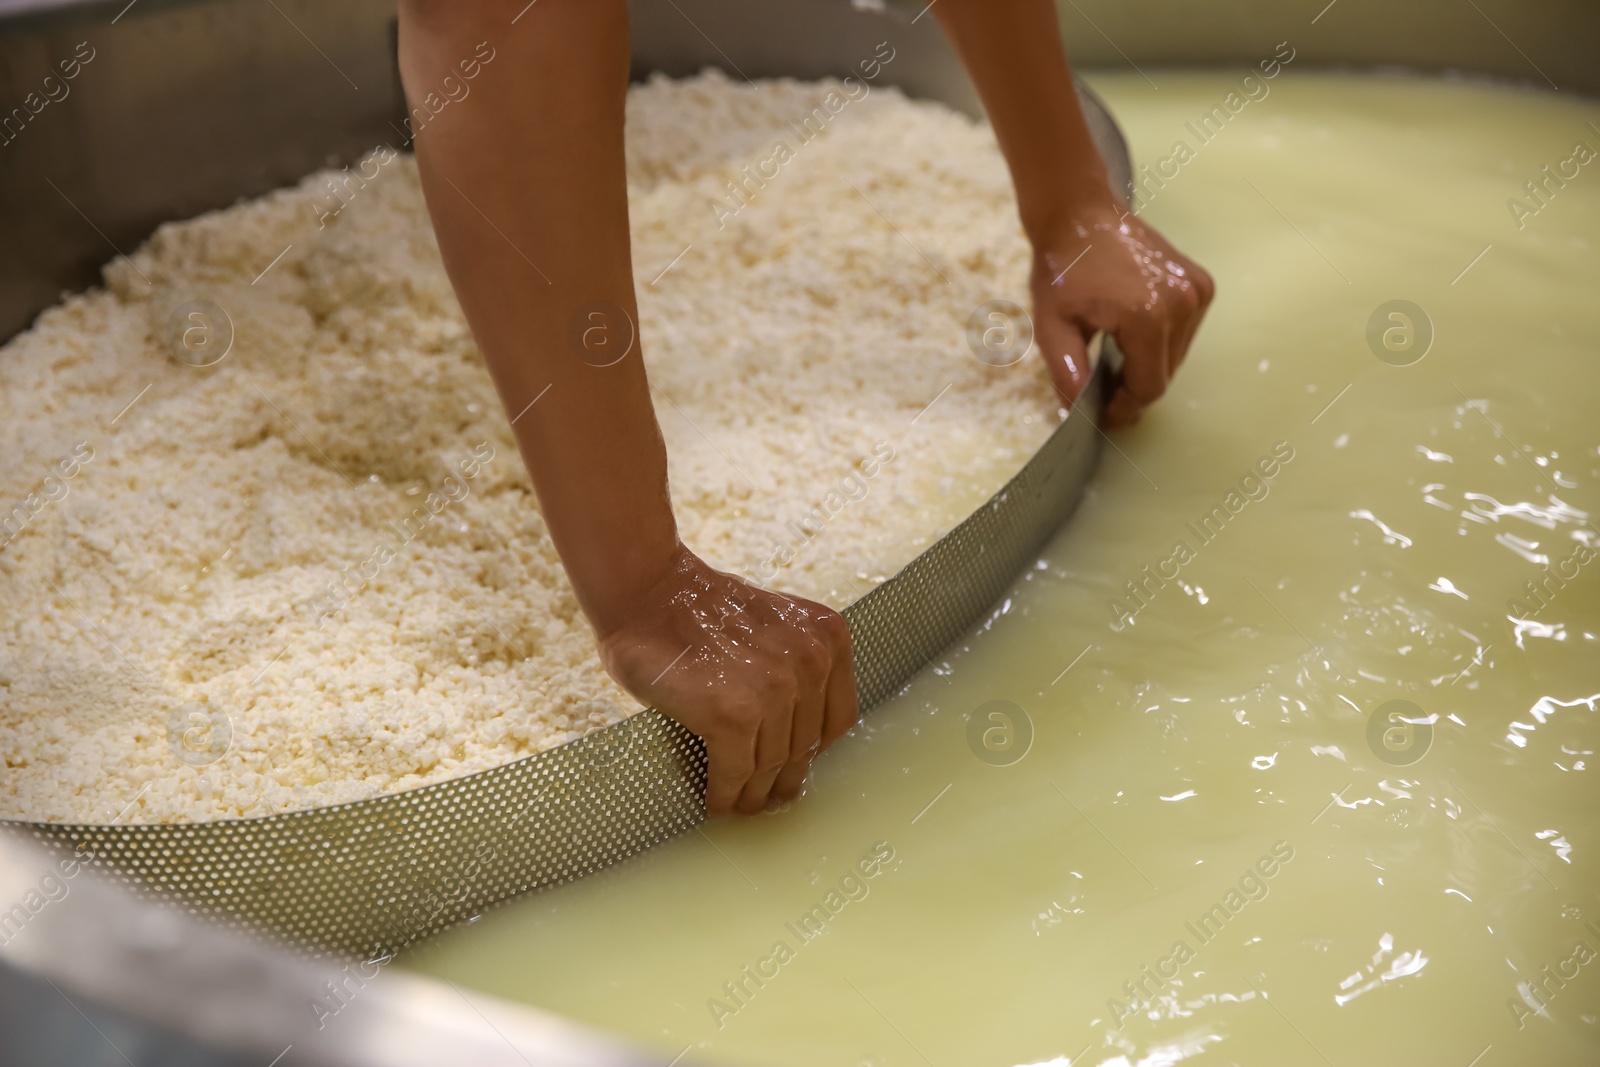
left=0, top=1, right=1592, bottom=1064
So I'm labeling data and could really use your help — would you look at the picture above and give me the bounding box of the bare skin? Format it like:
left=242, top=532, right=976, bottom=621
left=397, top=0, right=1211, bottom=816
left=931, top=0, right=1215, bottom=427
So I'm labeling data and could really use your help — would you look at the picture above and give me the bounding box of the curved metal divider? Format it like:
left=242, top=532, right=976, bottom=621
left=1, top=0, right=1126, bottom=960
left=4, top=361, right=1109, bottom=960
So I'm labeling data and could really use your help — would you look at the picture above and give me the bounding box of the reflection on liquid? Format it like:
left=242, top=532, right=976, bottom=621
left=408, top=74, right=1599, bottom=1067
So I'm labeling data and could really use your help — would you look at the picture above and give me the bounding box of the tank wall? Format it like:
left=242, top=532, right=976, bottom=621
left=0, top=0, right=1592, bottom=341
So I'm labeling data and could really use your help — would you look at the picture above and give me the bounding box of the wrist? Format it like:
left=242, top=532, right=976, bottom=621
left=1019, top=169, right=1123, bottom=249
left=583, top=535, right=691, bottom=642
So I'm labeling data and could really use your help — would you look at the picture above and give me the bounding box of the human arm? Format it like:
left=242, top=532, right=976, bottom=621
left=932, top=0, right=1215, bottom=427
left=396, top=0, right=857, bottom=814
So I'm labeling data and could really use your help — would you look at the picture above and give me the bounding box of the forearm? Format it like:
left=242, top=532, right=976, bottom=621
left=397, top=0, right=678, bottom=635
left=932, top=0, right=1115, bottom=239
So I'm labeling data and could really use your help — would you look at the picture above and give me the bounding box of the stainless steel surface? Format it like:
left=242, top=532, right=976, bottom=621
left=0, top=0, right=1130, bottom=340
left=1040, top=0, right=1597, bottom=94
left=0, top=363, right=1114, bottom=960
left=0, top=834, right=664, bottom=1066
left=0, top=0, right=407, bottom=343
left=0, top=0, right=1122, bottom=962
left=5, top=0, right=1594, bottom=343
left=1, top=0, right=1587, bottom=1059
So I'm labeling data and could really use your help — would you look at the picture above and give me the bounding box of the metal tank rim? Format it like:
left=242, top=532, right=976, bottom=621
left=1, top=0, right=1121, bottom=962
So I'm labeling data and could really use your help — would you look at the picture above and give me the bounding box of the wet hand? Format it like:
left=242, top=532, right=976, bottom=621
left=1028, top=201, right=1215, bottom=428
left=595, top=545, right=858, bottom=816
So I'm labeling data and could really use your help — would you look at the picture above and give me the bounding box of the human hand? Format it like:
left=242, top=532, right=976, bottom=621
left=594, top=545, right=858, bottom=816
left=1028, top=199, right=1215, bottom=428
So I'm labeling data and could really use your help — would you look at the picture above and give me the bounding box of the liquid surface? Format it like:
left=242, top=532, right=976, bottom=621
left=408, top=73, right=1600, bottom=1067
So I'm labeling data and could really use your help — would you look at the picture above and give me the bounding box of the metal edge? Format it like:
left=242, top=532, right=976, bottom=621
left=1, top=0, right=1125, bottom=959
left=0, top=833, right=669, bottom=1067
left=1, top=366, right=1112, bottom=960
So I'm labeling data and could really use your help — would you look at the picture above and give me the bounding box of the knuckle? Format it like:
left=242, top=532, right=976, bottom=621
left=752, top=669, right=794, bottom=705
left=708, top=726, right=756, bottom=763
left=797, top=636, right=830, bottom=676
left=719, top=751, right=756, bottom=781
left=816, top=610, right=852, bottom=650
left=710, top=695, right=758, bottom=733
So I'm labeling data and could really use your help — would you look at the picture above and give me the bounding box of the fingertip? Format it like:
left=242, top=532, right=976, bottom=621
left=1103, top=390, right=1144, bottom=430
left=703, top=770, right=744, bottom=819
left=1047, top=346, right=1089, bottom=406
left=1032, top=316, right=1090, bottom=405
left=1055, top=365, right=1088, bottom=407
left=820, top=720, right=856, bottom=751
left=772, top=753, right=812, bottom=800
left=819, top=685, right=859, bottom=750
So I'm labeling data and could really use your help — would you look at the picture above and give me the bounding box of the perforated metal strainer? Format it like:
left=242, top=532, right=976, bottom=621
left=5, top=362, right=1111, bottom=960
left=2, top=0, right=1130, bottom=960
